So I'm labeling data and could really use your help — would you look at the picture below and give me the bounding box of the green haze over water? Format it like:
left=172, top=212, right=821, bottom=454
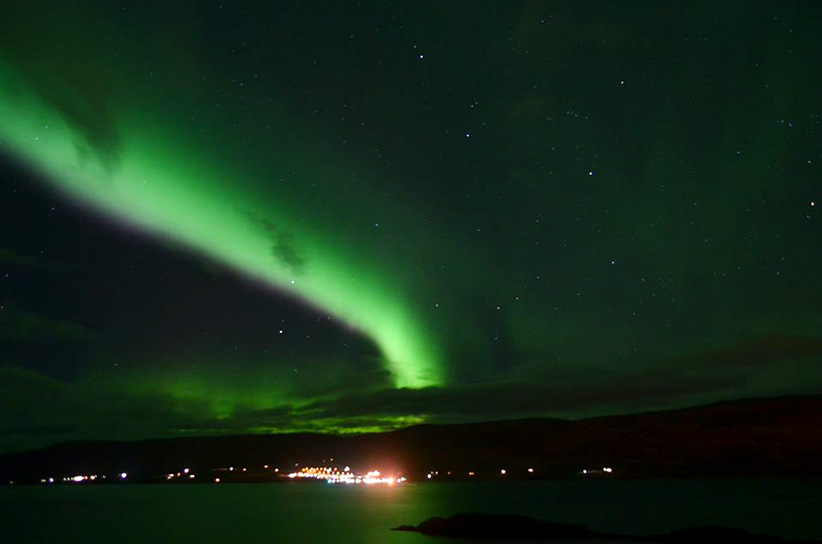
left=1, top=481, right=820, bottom=543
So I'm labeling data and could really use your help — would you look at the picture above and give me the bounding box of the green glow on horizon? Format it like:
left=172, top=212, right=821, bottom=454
left=0, top=65, right=442, bottom=389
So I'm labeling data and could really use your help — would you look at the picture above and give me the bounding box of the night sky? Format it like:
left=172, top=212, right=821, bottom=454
left=1, top=1, right=820, bottom=453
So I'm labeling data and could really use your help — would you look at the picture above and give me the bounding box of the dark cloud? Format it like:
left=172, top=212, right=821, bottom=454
left=0, top=306, right=97, bottom=381
left=210, top=402, right=425, bottom=436
left=290, top=371, right=742, bottom=423
left=39, top=78, right=121, bottom=174
left=290, top=363, right=394, bottom=399
left=0, top=2, right=124, bottom=174
left=0, top=245, right=81, bottom=276
left=0, top=368, right=226, bottom=453
left=0, top=350, right=806, bottom=453
left=0, top=247, right=51, bottom=269
left=0, top=307, right=94, bottom=342
left=271, top=231, right=307, bottom=276
left=0, top=71, right=122, bottom=174
left=244, top=212, right=308, bottom=276
left=681, top=334, right=822, bottom=369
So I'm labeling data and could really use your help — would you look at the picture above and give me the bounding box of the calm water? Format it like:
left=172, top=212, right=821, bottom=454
left=1, top=480, right=819, bottom=543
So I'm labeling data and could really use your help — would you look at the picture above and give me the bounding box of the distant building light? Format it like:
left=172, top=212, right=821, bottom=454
left=528, top=468, right=534, bottom=473
left=582, top=470, right=587, bottom=474
left=119, top=472, right=128, bottom=479
left=183, top=468, right=189, bottom=474
left=214, top=478, right=220, bottom=483
left=500, top=469, right=506, bottom=475
left=72, top=476, right=84, bottom=482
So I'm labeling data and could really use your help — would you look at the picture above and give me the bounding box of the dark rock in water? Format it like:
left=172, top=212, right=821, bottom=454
left=392, top=512, right=595, bottom=540
left=392, top=513, right=822, bottom=543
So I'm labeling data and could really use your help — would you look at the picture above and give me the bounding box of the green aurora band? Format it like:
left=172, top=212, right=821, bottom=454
left=0, top=62, right=442, bottom=390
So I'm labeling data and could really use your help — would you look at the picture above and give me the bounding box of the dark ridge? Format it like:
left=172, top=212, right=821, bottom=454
left=1, top=395, right=820, bottom=483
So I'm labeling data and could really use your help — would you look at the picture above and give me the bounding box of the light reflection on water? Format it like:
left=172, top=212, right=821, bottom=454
left=1, top=480, right=819, bottom=543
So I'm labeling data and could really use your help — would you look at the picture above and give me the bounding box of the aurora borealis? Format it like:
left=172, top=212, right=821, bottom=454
left=1, top=1, right=820, bottom=452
